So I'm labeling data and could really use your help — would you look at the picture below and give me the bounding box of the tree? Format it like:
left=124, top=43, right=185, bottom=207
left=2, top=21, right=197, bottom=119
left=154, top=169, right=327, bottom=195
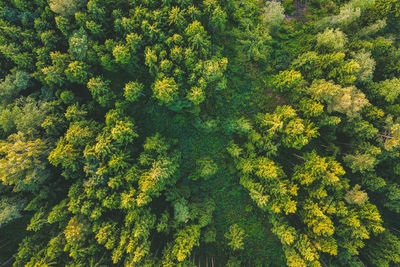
left=343, top=143, right=381, bottom=173
left=185, top=21, right=210, bottom=56
left=65, top=61, right=90, bottom=84
left=270, top=70, right=303, bottom=93
left=86, top=20, right=104, bottom=38
left=68, top=29, right=88, bottom=60
left=362, top=230, right=400, bottom=267
left=49, top=121, right=98, bottom=177
left=153, top=77, right=178, bottom=104
left=2, top=0, right=400, bottom=266
left=87, top=0, right=106, bottom=22
left=255, top=105, right=319, bottom=149
left=0, top=70, right=31, bottom=103
left=63, top=216, right=91, bottom=260
left=0, top=98, right=49, bottom=136
left=0, top=196, right=26, bottom=227
left=169, top=225, right=201, bottom=262
left=189, top=157, right=218, bottom=180
left=0, top=132, right=49, bottom=192
left=345, top=185, right=369, bottom=205
left=174, top=199, right=190, bottom=223
left=113, top=44, right=131, bottom=65
left=306, top=79, right=369, bottom=117
left=55, top=16, right=71, bottom=36
left=186, top=86, right=205, bottom=105
left=111, top=119, right=138, bottom=145
left=350, top=0, right=376, bottom=10
left=290, top=152, right=383, bottom=265
left=332, top=2, right=361, bottom=26
left=65, top=104, right=88, bottom=121
left=49, top=0, right=86, bottom=17
left=225, top=224, right=245, bottom=251
left=376, top=0, right=400, bottom=15
left=41, top=52, right=70, bottom=88
left=316, top=28, right=347, bottom=53
left=382, top=120, right=400, bottom=151
left=356, top=19, right=387, bottom=37
left=210, top=5, right=227, bottom=32
left=353, top=50, right=376, bottom=83
left=373, top=77, right=400, bottom=103
left=262, top=1, right=285, bottom=31
left=124, top=81, right=144, bottom=102
left=87, top=77, right=115, bottom=107
left=40, top=30, right=60, bottom=50
left=168, top=6, right=186, bottom=31
left=235, top=119, right=385, bottom=266
left=126, top=33, right=142, bottom=53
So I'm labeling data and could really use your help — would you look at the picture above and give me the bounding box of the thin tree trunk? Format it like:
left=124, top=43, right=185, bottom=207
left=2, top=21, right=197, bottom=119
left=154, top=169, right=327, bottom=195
left=293, top=153, right=305, bottom=160
left=391, top=227, right=400, bottom=234
left=379, top=133, right=393, bottom=139
left=0, top=240, right=10, bottom=249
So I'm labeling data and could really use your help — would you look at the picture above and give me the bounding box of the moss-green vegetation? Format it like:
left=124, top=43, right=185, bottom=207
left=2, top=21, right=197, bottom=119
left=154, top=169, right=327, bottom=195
left=0, top=0, right=400, bottom=266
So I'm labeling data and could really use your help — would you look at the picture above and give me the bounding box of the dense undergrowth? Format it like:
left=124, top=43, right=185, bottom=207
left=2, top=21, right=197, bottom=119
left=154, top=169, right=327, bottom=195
left=0, top=0, right=400, bottom=266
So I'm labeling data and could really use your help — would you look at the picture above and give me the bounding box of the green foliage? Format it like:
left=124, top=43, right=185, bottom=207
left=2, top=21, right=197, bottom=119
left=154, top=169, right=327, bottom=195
left=189, top=157, right=218, bottom=180
left=55, top=16, right=71, bottom=36
left=60, top=90, right=75, bottom=104
left=124, top=81, right=143, bottom=102
left=343, top=143, right=381, bottom=173
left=353, top=50, right=376, bottom=83
left=373, top=77, right=400, bottom=103
left=271, top=70, right=303, bottom=93
left=65, top=60, right=90, bottom=84
left=1, top=0, right=400, bottom=266
left=225, top=224, right=245, bottom=251
left=174, top=199, right=190, bottom=223
left=0, top=70, right=31, bottom=103
left=68, top=29, right=88, bottom=60
left=316, top=28, right=348, bottom=53
left=345, top=184, right=369, bottom=205
left=112, top=44, right=131, bottom=65
left=87, top=76, right=115, bottom=107
left=306, top=79, right=369, bottom=117
left=357, top=19, right=387, bottom=37
left=48, top=120, right=98, bottom=176
left=165, top=225, right=201, bottom=263
left=363, top=230, right=400, bottom=267
left=0, top=197, right=25, bottom=227
left=49, top=0, right=86, bottom=17
left=153, top=77, right=178, bottom=104
left=41, top=51, right=70, bottom=87
left=333, top=2, right=361, bottom=26
left=263, top=1, right=285, bottom=31
left=0, top=133, right=49, bottom=191
left=255, top=105, right=319, bottom=149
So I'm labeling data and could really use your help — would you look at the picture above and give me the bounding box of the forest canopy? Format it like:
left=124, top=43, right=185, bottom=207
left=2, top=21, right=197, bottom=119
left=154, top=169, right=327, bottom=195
left=0, top=0, right=400, bottom=266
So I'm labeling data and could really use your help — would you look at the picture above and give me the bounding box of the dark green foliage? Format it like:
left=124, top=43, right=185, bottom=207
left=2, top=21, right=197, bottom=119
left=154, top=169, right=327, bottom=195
left=0, top=0, right=400, bottom=266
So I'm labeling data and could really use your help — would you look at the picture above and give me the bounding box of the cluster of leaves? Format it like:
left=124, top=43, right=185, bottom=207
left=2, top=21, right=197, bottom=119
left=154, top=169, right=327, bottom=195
left=0, top=0, right=400, bottom=266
